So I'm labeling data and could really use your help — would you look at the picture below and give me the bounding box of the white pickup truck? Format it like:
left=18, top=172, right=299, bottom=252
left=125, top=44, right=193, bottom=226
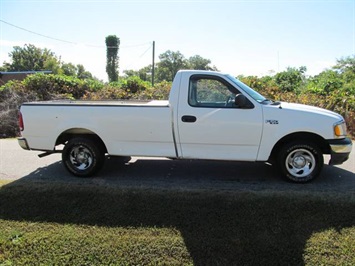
left=18, top=70, right=352, bottom=183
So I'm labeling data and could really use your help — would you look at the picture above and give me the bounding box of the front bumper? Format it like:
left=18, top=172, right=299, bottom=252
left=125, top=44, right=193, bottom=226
left=18, top=137, right=30, bottom=150
left=328, top=138, right=352, bottom=165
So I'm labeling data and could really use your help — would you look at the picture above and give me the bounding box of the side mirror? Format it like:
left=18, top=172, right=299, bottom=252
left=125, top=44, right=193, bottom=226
left=235, top=94, right=247, bottom=108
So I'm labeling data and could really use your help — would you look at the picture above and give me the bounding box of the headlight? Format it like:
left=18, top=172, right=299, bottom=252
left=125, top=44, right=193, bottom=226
left=334, top=120, right=347, bottom=137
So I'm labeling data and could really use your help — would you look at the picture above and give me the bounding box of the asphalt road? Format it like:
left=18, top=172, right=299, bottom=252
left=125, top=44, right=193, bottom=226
left=0, top=139, right=354, bottom=194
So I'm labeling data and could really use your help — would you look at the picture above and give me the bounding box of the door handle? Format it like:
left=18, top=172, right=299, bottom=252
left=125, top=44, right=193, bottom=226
left=181, top=115, right=197, bottom=123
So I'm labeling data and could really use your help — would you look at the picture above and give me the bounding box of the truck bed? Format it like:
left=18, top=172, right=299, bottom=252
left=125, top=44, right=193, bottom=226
left=20, top=99, right=175, bottom=157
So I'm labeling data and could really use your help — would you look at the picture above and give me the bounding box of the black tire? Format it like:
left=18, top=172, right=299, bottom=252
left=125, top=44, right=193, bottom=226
left=62, top=137, right=105, bottom=177
left=277, top=141, right=323, bottom=183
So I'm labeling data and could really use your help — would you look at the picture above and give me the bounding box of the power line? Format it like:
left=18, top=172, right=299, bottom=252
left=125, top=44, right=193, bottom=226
left=124, top=43, right=153, bottom=70
left=0, top=19, right=76, bottom=45
left=0, top=19, right=150, bottom=49
left=138, top=43, right=153, bottom=58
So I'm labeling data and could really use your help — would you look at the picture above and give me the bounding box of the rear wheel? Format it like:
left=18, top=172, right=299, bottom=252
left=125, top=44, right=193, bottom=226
left=278, top=142, right=323, bottom=183
left=62, top=137, right=105, bottom=177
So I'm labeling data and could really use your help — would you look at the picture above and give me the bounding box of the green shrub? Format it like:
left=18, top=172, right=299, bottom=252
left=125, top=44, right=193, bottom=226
left=83, top=86, right=131, bottom=100
left=84, top=76, right=153, bottom=100
left=239, top=76, right=267, bottom=92
left=120, top=76, right=150, bottom=93
left=138, top=81, right=172, bottom=100
left=23, top=74, right=85, bottom=100
left=83, top=79, right=104, bottom=92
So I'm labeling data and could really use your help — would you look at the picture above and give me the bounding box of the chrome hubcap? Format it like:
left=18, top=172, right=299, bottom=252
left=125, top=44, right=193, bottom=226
left=286, top=149, right=315, bottom=178
left=69, top=146, right=93, bottom=170
left=293, top=156, right=306, bottom=168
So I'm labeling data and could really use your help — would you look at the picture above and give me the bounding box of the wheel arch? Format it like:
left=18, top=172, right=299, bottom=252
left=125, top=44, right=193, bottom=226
left=268, top=132, right=330, bottom=164
left=55, top=128, right=107, bottom=153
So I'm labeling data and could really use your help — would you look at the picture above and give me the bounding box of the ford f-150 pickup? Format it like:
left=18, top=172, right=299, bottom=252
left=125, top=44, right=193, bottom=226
left=18, top=70, right=352, bottom=183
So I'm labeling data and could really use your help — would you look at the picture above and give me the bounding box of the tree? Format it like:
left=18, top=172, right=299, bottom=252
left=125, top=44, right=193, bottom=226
left=156, top=50, right=188, bottom=82
left=77, top=64, right=93, bottom=80
left=274, top=66, right=307, bottom=92
left=2, top=44, right=61, bottom=73
left=333, top=56, right=355, bottom=95
left=60, top=63, right=93, bottom=79
left=1, top=44, right=95, bottom=79
left=123, top=65, right=152, bottom=82
left=44, top=57, right=62, bottom=74
left=187, top=55, right=218, bottom=71
left=307, top=70, right=343, bottom=95
left=333, top=56, right=355, bottom=82
left=105, top=35, right=120, bottom=82
left=61, top=63, right=77, bottom=76
left=124, top=51, right=219, bottom=83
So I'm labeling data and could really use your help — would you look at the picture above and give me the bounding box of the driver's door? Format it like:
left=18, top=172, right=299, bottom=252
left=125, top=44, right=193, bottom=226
left=177, top=74, right=263, bottom=161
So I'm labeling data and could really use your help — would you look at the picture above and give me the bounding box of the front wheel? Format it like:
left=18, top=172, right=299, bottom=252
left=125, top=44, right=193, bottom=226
left=278, top=142, right=323, bottom=183
left=62, top=137, right=105, bottom=177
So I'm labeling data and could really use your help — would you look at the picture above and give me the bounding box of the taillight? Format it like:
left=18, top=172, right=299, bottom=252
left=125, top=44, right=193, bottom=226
left=19, top=111, right=24, bottom=131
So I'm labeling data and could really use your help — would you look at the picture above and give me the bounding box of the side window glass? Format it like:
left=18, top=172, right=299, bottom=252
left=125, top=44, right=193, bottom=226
left=189, top=77, right=235, bottom=108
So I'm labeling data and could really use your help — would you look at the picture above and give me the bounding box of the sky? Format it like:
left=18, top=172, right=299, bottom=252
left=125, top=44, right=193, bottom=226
left=0, top=0, right=354, bottom=81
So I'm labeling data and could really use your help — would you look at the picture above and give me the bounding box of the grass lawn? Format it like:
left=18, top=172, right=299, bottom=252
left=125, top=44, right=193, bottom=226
left=0, top=180, right=354, bottom=265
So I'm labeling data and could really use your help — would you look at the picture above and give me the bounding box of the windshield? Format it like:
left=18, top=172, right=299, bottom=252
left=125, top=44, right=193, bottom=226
left=225, top=74, right=267, bottom=103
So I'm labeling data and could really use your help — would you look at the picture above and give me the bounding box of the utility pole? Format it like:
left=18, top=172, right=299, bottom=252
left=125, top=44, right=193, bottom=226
left=152, top=41, right=155, bottom=87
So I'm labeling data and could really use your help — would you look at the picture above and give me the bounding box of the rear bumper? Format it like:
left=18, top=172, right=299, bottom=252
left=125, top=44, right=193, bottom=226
left=328, top=138, right=352, bottom=165
left=18, top=137, right=30, bottom=150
